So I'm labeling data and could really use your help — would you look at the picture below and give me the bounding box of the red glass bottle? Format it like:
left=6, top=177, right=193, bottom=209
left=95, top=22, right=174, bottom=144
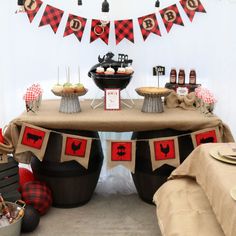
left=170, top=68, right=177, bottom=84
left=178, top=69, right=185, bottom=85
left=189, top=69, right=196, bottom=85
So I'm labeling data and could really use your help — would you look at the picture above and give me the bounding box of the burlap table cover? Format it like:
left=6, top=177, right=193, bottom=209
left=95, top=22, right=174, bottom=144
left=165, top=143, right=236, bottom=236
left=2, top=99, right=234, bottom=161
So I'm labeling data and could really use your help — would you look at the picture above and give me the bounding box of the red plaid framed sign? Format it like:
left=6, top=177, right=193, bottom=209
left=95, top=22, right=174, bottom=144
left=104, top=89, right=120, bottom=110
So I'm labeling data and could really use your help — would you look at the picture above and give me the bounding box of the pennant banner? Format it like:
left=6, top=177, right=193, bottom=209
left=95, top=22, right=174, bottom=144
left=90, top=20, right=110, bottom=45
left=138, top=13, right=161, bottom=41
left=114, top=19, right=134, bottom=45
left=15, top=123, right=50, bottom=161
left=107, top=140, right=136, bottom=173
left=63, top=14, right=87, bottom=41
left=24, top=0, right=43, bottom=23
left=191, top=127, right=222, bottom=148
left=160, top=4, right=184, bottom=33
left=180, top=0, right=206, bottom=22
left=149, top=136, right=180, bottom=171
left=61, top=133, right=92, bottom=169
left=39, top=5, right=64, bottom=33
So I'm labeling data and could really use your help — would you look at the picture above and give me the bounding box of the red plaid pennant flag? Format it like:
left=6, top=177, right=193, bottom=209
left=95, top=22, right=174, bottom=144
left=39, top=5, right=64, bottom=34
left=63, top=14, right=87, bottom=42
left=138, top=13, right=161, bottom=41
left=107, top=140, right=136, bottom=173
left=160, top=4, right=184, bottom=33
left=114, top=19, right=134, bottom=45
left=180, top=0, right=206, bottom=22
left=149, top=137, right=180, bottom=171
left=90, top=19, right=110, bottom=45
left=24, top=0, right=43, bottom=23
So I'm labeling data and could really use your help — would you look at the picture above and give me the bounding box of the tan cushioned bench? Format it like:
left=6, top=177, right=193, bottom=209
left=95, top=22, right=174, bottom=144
left=153, top=178, right=224, bottom=236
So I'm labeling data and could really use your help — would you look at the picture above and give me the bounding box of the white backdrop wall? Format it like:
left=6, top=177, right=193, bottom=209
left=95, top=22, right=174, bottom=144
left=0, top=0, right=236, bottom=138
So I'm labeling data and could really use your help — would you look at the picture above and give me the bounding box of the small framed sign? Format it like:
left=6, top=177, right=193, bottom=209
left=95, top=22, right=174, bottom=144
left=104, top=88, right=121, bottom=110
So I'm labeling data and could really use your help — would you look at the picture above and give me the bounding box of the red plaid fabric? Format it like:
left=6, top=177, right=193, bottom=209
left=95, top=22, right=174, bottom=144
left=21, top=181, right=52, bottom=216
left=160, top=4, right=184, bottom=33
left=180, top=0, right=206, bottom=22
left=138, top=13, right=161, bottom=41
left=90, top=19, right=110, bottom=45
left=63, top=14, right=87, bottom=41
left=114, top=19, right=134, bottom=45
left=24, top=0, right=43, bottom=23
left=39, top=5, right=64, bottom=34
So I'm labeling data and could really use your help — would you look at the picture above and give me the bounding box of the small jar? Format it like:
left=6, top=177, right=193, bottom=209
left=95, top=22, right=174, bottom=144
left=169, top=68, right=177, bottom=84
left=189, top=69, right=196, bottom=85
left=178, top=69, right=185, bottom=85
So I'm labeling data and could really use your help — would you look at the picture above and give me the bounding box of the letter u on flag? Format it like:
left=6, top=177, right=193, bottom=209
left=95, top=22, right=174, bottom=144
left=107, top=140, right=136, bottom=173
left=63, top=14, right=87, bottom=41
left=149, top=137, right=180, bottom=171
left=61, top=133, right=92, bottom=169
left=24, top=0, right=43, bottom=23
left=191, top=127, right=222, bottom=148
left=39, top=5, right=64, bottom=33
left=15, top=123, right=50, bottom=162
left=180, top=0, right=206, bottom=22
left=160, top=4, right=184, bottom=33
left=138, top=13, right=161, bottom=41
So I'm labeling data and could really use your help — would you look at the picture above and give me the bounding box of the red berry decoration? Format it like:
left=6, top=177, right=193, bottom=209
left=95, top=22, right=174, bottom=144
left=19, top=168, right=35, bottom=190
left=21, top=181, right=52, bottom=215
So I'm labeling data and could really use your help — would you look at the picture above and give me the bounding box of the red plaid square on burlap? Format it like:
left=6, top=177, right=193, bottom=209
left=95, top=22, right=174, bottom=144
left=160, top=4, right=184, bottom=33
left=180, top=0, right=206, bottom=22
left=90, top=19, right=110, bottom=45
left=39, top=5, right=64, bottom=34
left=24, top=0, right=43, bottom=23
left=138, top=13, right=161, bottom=41
left=63, top=14, right=87, bottom=41
left=114, top=19, right=134, bottom=45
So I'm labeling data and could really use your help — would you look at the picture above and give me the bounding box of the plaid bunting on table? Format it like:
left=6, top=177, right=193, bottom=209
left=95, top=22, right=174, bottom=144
left=63, top=14, right=87, bottom=41
left=24, top=0, right=43, bottom=23
left=138, top=13, right=161, bottom=41
left=90, top=19, right=110, bottom=45
left=114, top=19, right=134, bottom=45
left=160, top=4, right=184, bottom=33
left=180, top=0, right=206, bottom=22
left=39, top=5, right=64, bottom=34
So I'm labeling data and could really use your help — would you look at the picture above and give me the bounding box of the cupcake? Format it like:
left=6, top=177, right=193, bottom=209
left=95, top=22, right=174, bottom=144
left=96, top=66, right=105, bottom=74
left=63, top=82, right=74, bottom=93
left=125, top=66, right=134, bottom=74
left=117, top=67, right=126, bottom=74
left=52, top=84, right=63, bottom=93
left=105, top=67, right=115, bottom=75
left=73, top=83, right=86, bottom=93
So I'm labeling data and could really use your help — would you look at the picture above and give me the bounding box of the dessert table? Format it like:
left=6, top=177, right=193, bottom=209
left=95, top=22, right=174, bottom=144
left=3, top=99, right=234, bottom=205
left=154, top=143, right=236, bottom=236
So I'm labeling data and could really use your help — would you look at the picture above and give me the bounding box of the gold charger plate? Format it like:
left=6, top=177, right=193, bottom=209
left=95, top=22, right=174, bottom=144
left=209, top=146, right=236, bottom=165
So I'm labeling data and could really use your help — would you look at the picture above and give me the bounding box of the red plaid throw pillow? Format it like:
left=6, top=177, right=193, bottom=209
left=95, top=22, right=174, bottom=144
left=21, top=181, right=52, bottom=215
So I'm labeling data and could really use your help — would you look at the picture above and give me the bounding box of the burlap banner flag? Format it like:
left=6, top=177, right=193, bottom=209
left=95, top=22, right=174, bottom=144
left=90, top=19, right=110, bottom=45
left=191, top=127, right=222, bottom=148
left=24, top=0, right=43, bottom=23
left=180, top=0, right=206, bottom=22
left=61, top=133, right=92, bottom=169
left=39, top=5, right=64, bottom=33
left=138, top=13, right=161, bottom=41
left=160, top=4, right=184, bottom=33
left=15, top=123, right=50, bottom=162
left=149, top=136, right=180, bottom=171
left=107, top=140, right=136, bottom=173
left=63, top=14, right=87, bottom=41
left=114, top=19, right=134, bottom=45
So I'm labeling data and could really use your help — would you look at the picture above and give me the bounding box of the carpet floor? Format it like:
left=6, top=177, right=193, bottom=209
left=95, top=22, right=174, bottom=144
left=21, top=193, right=161, bottom=236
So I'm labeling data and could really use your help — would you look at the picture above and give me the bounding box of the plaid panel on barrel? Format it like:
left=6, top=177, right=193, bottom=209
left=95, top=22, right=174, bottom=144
left=24, top=0, right=43, bottom=23
left=39, top=5, right=64, bottom=34
left=63, top=14, right=87, bottom=41
left=114, top=19, right=134, bottom=45
left=90, top=19, right=110, bottom=45
left=160, top=4, right=184, bottom=33
left=180, top=0, right=206, bottom=22
left=138, top=13, right=161, bottom=41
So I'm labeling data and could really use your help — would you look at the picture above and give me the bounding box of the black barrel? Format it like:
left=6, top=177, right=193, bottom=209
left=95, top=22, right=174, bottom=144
left=31, top=130, right=104, bottom=208
left=132, top=129, right=194, bottom=204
